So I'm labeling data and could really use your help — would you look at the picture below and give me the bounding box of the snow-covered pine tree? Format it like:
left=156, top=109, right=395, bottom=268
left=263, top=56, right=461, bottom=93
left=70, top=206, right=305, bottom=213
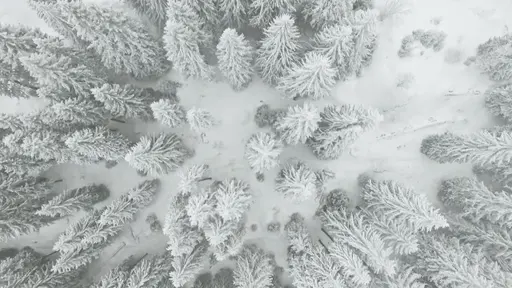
left=0, top=23, right=46, bottom=68
left=203, top=214, right=241, bottom=249
left=212, top=268, right=235, bottom=288
left=256, top=14, right=300, bottom=85
left=166, top=0, right=214, bottom=48
left=211, top=221, right=246, bottom=261
left=375, top=264, right=427, bottom=288
left=473, top=34, right=512, bottom=81
left=421, top=130, right=512, bottom=166
left=0, top=148, right=55, bottom=176
left=439, top=177, right=512, bottom=228
left=0, top=59, right=38, bottom=98
left=124, top=0, right=168, bottom=30
left=214, top=178, right=252, bottom=222
left=276, top=162, right=318, bottom=202
left=179, top=0, right=220, bottom=37
left=31, top=0, right=169, bottom=77
left=123, top=253, right=174, bottom=288
left=150, top=99, right=186, bottom=128
left=186, top=107, right=216, bottom=133
left=217, top=28, right=254, bottom=91
left=218, top=0, right=249, bottom=28
left=303, top=0, right=355, bottom=29
left=19, top=50, right=101, bottom=99
left=249, top=0, right=296, bottom=28
left=275, top=103, right=321, bottom=144
left=37, top=98, right=110, bottom=129
left=163, top=194, right=205, bottom=256
left=307, top=104, right=382, bottom=160
left=36, top=184, right=110, bottom=218
left=485, top=83, right=512, bottom=122
left=193, top=272, right=213, bottom=288
left=177, top=164, right=210, bottom=195
left=360, top=178, right=448, bottom=232
left=93, top=263, right=131, bottom=287
left=186, top=188, right=216, bottom=228
left=245, top=132, right=283, bottom=175
left=65, top=127, right=131, bottom=162
left=164, top=1, right=214, bottom=80
left=323, top=210, right=397, bottom=276
left=3, top=129, right=72, bottom=163
left=314, top=23, right=354, bottom=80
left=125, top=133, right=189, bottom=176
left=415, top=234, right=496, bottom=288
left=328, top=240, right=372, bottom=286
left=0, top=113, right=24, bottom=132
left=170, top=241, right=209, bottom=287
left=234, top=244, right=274, bottom=288
left=347, top=9, right=378, bottom=76
left=91, top=83, right=155, bottom=121
left=277, top=52, right=337, bottom=100
left=52, top=180, right=159, bottom=271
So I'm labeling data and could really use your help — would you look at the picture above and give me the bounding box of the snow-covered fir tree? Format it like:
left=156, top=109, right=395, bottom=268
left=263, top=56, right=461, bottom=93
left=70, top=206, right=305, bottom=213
left=3, top=129, right=71, bottom=163
left=275, top=103, right=321, bottom=144
left=193, top=272, right=213, bottom=288
left=219, top=0, right=250, bottom=28
left=177, top=164, right=211, bottom=195
left=277, top=52, right=337, bottom=100
left=245, top=132, right=283, bottom=175
left=211, top=221, right=246, bottom=261
left=212, top=268, right=235, bottom=288
left=180, top=0, right=220, bottom=36
left=440, top=177, right=512, bottom=228
left=0, top=59, right=38, bottom=99
left=150, top=99, right=186, bottom=128
left=124, top=0, right=168, bottom=30
left=284, top=213, right=313, bottom=256
left=0, top=23, right=46, bottom=68
left=123, top=252, right=174, bottom=288
left=31, top=0, right=169, bottom=77
left=276, top=162, right=318, bottom=202
left=485, top=83, right=512, bottom=122
left=323, top=210, right=397, bottom=276
left=421, top=130, right=512, bottom=166
left=93, top=262, right=131, bottom=287
left=91, top=83, right=155, bottom=121
left=186, top=188, right=216, bottom=228
left=214, top=178, right=252, bottom=222
left=36, top=184, right=110, bottom=218
left=125, top=133, right=189, bottom=176
left=234, top=244, right=274, bottom=288
left=473, top=34, right=512, bottom=81
left=314, top=23, right=354, bottom=79
left=186, top=107, right=216, bottom=133
left=37, top=98, right=109, bottom=129
left=347, top=9, right=378, bottom=76
left=249, top=0, right=296, bottom=28
left=0, top=113, right=24, bottom=132
left=375, top=264, right=427, bottom=288
left=166, top=0, right=214, bottom=48
left=303, top=0, right=355, bottom=29
left=170, top=241, right=209, bottom=287
left=360, top=178, right=448, bottom=232
left=217, top=28, right=254, bottom=91
left=65, top=127, right=131, bottom=162
left=328, top=240, right=372, bottom=286
left=163, top=194, right=205, bottom=256
left=307, top=104, right=382, bottom=160
left=203, top=214, right=239, bottom=247
left=256, top=14, right=300, bottom=85
left=0, top=148, right=55, bottom=176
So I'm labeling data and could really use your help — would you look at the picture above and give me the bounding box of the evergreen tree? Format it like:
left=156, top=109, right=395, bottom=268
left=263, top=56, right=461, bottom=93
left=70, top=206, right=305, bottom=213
left=277, top=52, right=337, bottom=100
left=19, top=50, right=101, bottom=99
left=219, top=0, right=249, bottom=28
left=328, top=240, right=372, bottom=286
left=323, top=210, right=397, bottom=276
left=307, top=104, right=382, bottom=160
left=485, top=83, right=512, bottom=122
left=3, top=129, right=72, bottom=163
left=36, top=184, right=110, bottom=218
left=314, top=24, right=354, bottom=79
left=193, top=272, right=213, bottom=288
left=163, top=194, right=205, bottom=256
left=347, top=9, right=378, bottom=76
left=166, top=0, right=214, bottom=48
left=361, top=178, right=448, bottom=232
left=440, top=177, right=512, bottom=228
left=65, top=127, right=131, bottom=162
left=180, top=0, right=220, bottom=36
left=415, top=234, right=495, bottom=288
left=234, top=244, right=274, bottom=288
left=375, top=265, right=427, bottom=288
left=91, top=84, right=155, bottom=121
left=256, top=14, right=300, bottom=85
left=0, top=24, right=45, bottom=68
left=0, top=148, right=55, bottom=176
left=284, top=213, right=313, bottom=255
left=203, top=214, right=239, bottom=247
left=275, top=103, right=321, bottom=145
left=217, top=28, right=254, bottom=91
left=276, top=162, right=318, bottom=202
left=186, top=107, right=216, bottom=133
left=245, top=132, right=283, bottom=175
left=0, top=60, right=38, bottom=98
left=211, top=222, right=245, bottom=261
left=31, top=0, right=169, bottom=77
left=38, top=98, right=109, bottom=129
left=421, top=130, right=512, bottom=166
left=0, top=113, right=25, bottom=132
left=170, top=241, right=208, bottom=287
left=473, top=34, right=512, bottom=81
left=125, top=133, right=189, bottom=176
left=249, top=0, right=296, bottom=28
left=123, top=253, right=173, bottom=288
left=177, top=164, right=211, bottom=195
left=94, top=264, right=130, bottom=287
left=150, top=99, right=186, bottom=128
left=186, top=188, right=216, bottom=228
left=124, top=0, right=168, bottom=29
left=214, top=178, right=252, bottom=222
left=303, top=0, right=355, bottom=30
left=213, top=268, right=235, bottom=288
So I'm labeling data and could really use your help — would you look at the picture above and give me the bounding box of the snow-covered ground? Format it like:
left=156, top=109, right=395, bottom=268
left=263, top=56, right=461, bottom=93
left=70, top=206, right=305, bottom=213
left=1, top=0, right=511, bottom=281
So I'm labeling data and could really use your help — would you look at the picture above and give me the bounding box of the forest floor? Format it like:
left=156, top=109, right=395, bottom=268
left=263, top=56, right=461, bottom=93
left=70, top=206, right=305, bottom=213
left=1, top=0, right=512, bottom=282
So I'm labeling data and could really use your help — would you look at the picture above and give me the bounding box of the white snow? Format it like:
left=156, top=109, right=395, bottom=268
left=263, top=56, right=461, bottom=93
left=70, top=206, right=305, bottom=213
left=1, top=0, right=511, bottom=282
